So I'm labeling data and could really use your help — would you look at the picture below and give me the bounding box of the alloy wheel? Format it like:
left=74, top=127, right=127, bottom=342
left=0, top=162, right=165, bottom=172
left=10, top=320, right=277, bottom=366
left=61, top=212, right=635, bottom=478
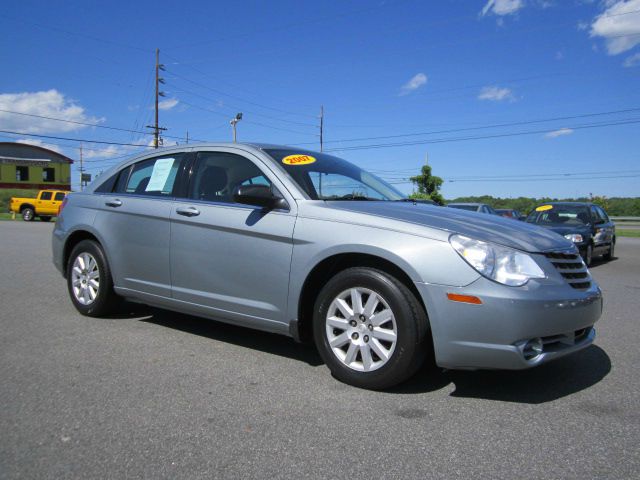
left=71, top=252, right=100, bottom=305
left=325, top=287, right=397, bottom=372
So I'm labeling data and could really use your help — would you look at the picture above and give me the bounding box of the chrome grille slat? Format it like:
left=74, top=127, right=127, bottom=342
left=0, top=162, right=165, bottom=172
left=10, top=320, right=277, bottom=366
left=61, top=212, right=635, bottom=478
left=544, top=251, right=591, bottom=290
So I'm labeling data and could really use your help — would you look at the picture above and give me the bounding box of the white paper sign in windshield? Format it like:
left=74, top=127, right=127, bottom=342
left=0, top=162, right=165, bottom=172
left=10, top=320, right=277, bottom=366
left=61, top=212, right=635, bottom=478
left=145, top=158, right=175, bottom=192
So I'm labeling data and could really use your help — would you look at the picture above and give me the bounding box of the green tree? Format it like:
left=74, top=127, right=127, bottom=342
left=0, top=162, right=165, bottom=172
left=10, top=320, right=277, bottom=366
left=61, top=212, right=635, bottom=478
left=409, top=164, right=444, bottom=205
left=590, top=195, right=610, bottom=212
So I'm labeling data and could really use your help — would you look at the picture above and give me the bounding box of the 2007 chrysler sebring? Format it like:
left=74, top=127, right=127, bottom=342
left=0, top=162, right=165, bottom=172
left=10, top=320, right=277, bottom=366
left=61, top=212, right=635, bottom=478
left=53, top=144, right=602, bottom=389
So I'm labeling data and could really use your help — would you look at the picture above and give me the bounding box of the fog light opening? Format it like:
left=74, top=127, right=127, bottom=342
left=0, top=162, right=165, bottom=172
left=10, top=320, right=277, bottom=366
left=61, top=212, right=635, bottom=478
left=523, top=337, right=543, bottom=361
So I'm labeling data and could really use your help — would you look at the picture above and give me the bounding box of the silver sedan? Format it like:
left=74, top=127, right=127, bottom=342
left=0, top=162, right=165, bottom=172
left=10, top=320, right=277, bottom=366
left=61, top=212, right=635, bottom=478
left=53, top=144, right=601, bottom=389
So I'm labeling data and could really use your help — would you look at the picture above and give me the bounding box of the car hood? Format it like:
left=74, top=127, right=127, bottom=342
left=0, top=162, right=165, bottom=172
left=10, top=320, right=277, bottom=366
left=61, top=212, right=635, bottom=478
left=312, top=201, right=574, bottom=253
left=530, top=223, right=592, bottom=237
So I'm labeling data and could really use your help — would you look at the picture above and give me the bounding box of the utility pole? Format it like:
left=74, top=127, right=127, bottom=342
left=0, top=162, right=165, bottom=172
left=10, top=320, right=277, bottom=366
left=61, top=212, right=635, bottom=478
left=79, top=143, right=83, bottom=191
left=185, top=131, right=189, bottom=144
left=319, top=105, right=324, bottom=152
left=147, top=48, right=167, bottom=148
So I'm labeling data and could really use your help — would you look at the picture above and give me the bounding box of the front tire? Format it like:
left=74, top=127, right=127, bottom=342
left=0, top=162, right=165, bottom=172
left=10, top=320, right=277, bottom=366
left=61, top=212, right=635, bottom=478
left=582, top=244, right=593, bottom=267
left=604, top=240, right=615, bottom=261
left=66, top=240, right=118, bottom=317
left=313, top=267, right=429, bottom=390
left=21, top=207, right=35, bottom=221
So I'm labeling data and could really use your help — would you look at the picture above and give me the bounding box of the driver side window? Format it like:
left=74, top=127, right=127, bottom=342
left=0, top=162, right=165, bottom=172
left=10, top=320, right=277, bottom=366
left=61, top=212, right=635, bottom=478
left=189, top=152, right=273, bottom=204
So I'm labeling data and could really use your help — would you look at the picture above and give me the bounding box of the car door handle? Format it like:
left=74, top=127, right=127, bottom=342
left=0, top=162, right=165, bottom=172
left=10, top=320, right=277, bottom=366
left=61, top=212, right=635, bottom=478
left=176, top=206, right=200, bottom=217
left=105, top=199, right=122, bottom=208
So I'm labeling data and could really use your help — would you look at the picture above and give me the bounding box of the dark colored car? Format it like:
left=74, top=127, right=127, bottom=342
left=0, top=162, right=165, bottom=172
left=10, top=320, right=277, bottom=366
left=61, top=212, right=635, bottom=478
left=496, top=209, right=524, bottom=220
left=447, top=203, right=498, bottom=215
left=525, top=202, right=615, bottom=265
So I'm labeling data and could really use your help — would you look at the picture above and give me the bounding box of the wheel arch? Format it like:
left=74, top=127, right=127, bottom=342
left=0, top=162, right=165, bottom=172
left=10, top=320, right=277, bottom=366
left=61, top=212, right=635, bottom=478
left=295, top=252, right=429, bottom=344
left=62, top=229, right=104, bottom=278
left=19, top=203, right=35, bottom=212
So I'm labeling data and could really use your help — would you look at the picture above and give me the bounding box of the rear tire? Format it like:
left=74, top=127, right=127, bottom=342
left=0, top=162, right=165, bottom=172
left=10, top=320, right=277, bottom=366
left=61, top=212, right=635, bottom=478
left=313, top=267, right=429, bottom=390
left=21, top=207, right=35, bottom=221
left=66, top=240, right=118, bottom=317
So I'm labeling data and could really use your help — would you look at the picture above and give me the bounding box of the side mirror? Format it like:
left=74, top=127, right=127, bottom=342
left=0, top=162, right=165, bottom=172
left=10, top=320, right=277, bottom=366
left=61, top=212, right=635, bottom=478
left=233, top=184, right=288, bottom=210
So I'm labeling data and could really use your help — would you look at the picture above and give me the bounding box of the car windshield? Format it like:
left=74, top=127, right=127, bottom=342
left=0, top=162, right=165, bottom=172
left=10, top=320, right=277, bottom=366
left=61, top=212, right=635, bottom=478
left=448, top=204, right=479, bottom=211
left=526, top=205, right=591, bottom=225
left=264, top=149, right=405, bottom=201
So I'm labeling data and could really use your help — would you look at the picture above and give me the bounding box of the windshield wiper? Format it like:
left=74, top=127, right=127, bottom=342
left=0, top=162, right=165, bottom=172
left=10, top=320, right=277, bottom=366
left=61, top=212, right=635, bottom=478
left=326, top=194, right=376, bottom=201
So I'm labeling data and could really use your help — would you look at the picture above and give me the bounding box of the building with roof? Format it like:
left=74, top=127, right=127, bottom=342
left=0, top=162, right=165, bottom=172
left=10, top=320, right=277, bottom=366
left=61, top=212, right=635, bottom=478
left=0, top=142, right=73, bottom=191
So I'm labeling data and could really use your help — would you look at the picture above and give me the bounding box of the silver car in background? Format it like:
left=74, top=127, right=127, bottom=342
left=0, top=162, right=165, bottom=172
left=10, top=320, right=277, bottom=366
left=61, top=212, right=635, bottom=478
left=52, top=144, right=602, bottom=389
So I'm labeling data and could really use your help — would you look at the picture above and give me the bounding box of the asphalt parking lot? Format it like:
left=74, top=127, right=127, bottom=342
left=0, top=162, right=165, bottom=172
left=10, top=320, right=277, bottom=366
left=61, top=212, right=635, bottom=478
left=1, top=221, right=639, bottom=479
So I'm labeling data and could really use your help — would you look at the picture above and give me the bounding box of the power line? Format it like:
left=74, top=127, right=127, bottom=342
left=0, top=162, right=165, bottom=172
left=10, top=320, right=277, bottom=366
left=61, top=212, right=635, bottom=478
left=294, top=107, right=640, bottom=146
left=325, top=118, right=640, bottom=152
left=0, top=129, right=152, bottom=147
left=166, top=83, right=318, bottom=127
left=0, top=108, right=210, bottom=143
left=0, top=13, right=152, bottom=53
left=177, top=98, right=319, bottom=136
left=163, top=63, right=318, bottom=120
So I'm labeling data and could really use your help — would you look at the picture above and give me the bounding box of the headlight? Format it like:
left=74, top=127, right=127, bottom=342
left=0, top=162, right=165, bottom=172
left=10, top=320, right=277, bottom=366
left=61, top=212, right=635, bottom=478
left=563, top=233, right=584, bottom=243
left=449, top=234, right=545, bottom=286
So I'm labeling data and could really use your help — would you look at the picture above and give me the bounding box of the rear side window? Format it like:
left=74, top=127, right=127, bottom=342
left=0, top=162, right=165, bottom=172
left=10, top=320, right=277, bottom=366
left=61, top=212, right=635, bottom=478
left=122, top=154, right=185, bottom=197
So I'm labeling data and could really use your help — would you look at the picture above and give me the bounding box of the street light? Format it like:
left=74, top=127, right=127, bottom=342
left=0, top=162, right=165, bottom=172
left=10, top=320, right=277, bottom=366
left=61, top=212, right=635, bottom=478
left=230, top=113, right=243, bottom=142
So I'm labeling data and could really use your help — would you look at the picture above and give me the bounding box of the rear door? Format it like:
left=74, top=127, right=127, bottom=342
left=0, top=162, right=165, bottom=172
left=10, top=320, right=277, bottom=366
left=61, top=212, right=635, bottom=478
left=170, top=148, right=297, bottom=330
left=93, top=152, right=190, bottom=298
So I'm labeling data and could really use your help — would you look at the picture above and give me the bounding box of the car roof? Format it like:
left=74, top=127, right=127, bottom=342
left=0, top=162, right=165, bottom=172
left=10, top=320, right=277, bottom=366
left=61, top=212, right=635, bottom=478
left=447, top=202, right=486, bottom=206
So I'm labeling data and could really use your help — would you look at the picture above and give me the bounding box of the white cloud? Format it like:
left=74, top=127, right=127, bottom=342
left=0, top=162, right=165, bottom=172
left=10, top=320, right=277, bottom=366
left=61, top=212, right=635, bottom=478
left=15, top=138, right=64, bottom=154
left=0, top=89, right=101, bottom=134
left=545, top=128, right=574, bottom=138
left=481, top=0, right=524, bottom=16
left=83, top=145, right=126, bottom=160
left=399, top=73, right=428, bottom=96
left=158, top=98, right=179, bottom=110
left=623, top=51, right=640, bottom=65
left=478, top=86, right=516, bottom=101
left=590, top=0, right=640, bottom=55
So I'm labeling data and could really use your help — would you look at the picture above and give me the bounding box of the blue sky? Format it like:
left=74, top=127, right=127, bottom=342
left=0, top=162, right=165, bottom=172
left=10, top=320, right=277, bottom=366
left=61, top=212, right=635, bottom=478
left=0, top=0, right=639, bottom=198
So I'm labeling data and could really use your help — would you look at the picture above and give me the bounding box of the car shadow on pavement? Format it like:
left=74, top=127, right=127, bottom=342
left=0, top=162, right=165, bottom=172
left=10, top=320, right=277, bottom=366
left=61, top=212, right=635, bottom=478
left=137, top=307, right=324, bottom=367
left=392, top=345, right=610, bottom=403
left=447, top=345, right=611, bottom=403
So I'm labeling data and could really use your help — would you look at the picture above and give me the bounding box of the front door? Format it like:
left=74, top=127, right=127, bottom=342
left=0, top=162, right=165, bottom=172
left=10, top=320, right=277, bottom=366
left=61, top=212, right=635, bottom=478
left=170, top=149, right=296, bottom=330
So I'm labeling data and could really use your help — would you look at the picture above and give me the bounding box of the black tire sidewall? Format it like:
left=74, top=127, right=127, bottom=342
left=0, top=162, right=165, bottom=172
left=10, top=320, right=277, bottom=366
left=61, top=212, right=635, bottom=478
left=66, top=240, right=115, bottom=317
left=584, top=244, right=593, bottom=266
left=605, top=241, right=615, bottom=260
left=313, top=267, right=428, bottom=390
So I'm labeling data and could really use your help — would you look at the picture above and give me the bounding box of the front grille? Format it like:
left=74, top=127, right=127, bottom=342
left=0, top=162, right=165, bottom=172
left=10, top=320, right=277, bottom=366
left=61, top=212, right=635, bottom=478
left=544, top=251, right=592, bottom=290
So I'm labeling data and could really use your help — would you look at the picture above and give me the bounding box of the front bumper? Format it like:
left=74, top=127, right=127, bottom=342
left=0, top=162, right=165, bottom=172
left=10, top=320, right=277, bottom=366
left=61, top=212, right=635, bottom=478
left=416, top=277, right=602, bottom=370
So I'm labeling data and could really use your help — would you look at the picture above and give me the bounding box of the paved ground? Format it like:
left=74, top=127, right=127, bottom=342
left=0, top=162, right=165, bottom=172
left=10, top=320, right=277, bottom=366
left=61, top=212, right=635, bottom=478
left=1, top=221, right=639, bottom=479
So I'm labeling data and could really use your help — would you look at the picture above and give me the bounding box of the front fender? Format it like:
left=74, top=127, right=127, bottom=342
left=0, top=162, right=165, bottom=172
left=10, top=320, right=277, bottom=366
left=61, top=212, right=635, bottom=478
left=286, top=216, right=479, bottom=325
